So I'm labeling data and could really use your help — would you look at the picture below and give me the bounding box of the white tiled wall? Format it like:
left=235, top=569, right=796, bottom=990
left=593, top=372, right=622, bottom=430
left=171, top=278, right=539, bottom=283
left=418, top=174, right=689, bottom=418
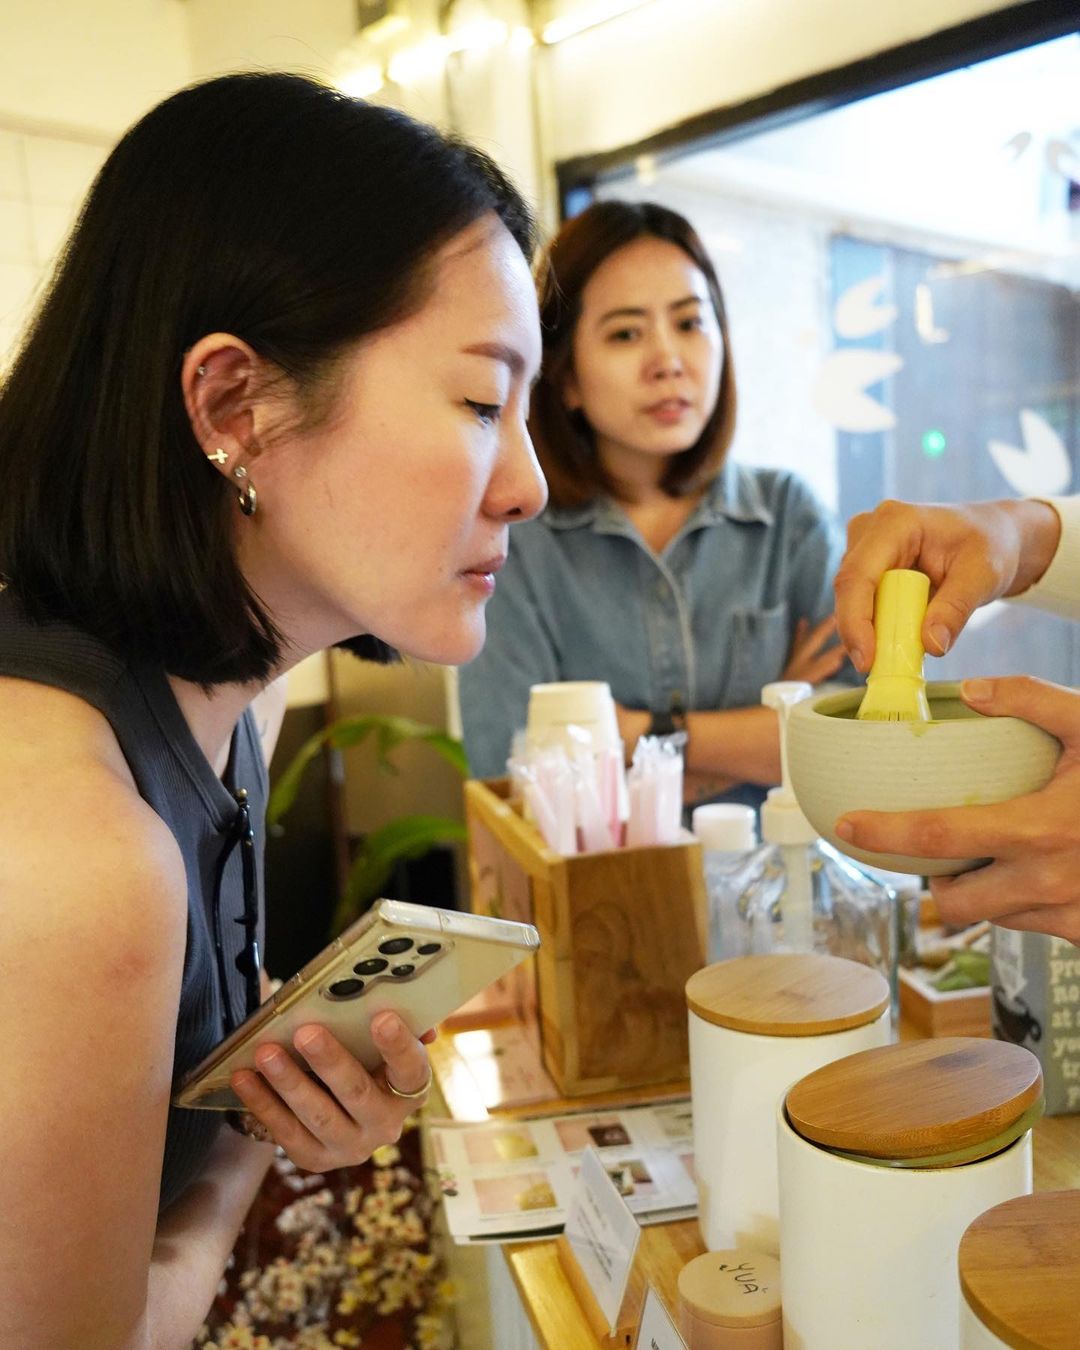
left=0, top=125, right=108, bottom=369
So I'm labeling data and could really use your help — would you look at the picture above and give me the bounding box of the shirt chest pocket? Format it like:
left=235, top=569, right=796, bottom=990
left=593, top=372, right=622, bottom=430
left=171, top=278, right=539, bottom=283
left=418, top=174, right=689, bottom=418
left=726, top=602, right=790, bottom=706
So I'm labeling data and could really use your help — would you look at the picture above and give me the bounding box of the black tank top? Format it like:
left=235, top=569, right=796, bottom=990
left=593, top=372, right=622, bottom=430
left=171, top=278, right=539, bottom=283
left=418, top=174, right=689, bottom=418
left=0, top=588, right=267, bottom=1210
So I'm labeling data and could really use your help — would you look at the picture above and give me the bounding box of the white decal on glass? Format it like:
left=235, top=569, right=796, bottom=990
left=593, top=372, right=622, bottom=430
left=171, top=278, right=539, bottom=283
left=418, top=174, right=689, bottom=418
left=833, top=275, right=897, bottom=340
left=813, top=349, right=903, bottom=432
left=988, top=409, right=1071, bottom=497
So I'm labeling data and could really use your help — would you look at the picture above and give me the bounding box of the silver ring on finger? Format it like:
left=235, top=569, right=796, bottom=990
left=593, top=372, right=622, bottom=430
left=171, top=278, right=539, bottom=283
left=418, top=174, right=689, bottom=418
left=384, top=1065, right=433, bottom=1102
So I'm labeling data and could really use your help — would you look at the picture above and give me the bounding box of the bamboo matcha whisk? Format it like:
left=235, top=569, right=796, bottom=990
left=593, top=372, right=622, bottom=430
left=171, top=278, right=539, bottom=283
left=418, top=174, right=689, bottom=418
left=857, top=568, right=932, bottom=722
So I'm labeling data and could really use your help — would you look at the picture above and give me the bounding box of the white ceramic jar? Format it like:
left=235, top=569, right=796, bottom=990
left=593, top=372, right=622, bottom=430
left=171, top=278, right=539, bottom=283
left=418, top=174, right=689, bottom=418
left=686, top=952, right=891, bottom=1256
left=958, top=1189, right=1080, bottom=1348
left=778, top=1037, right=1043, bottom=1350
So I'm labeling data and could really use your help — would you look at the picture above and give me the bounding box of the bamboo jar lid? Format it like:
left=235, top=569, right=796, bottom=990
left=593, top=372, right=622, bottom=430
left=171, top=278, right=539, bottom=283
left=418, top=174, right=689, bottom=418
left=685, top=953, right=890, bottom=1036
left=785, top=1037, right=1043, bottom=1162
left=959, top=1190, right=1080, bottom=1350
left=678, top=1249, right=782, bottom=1329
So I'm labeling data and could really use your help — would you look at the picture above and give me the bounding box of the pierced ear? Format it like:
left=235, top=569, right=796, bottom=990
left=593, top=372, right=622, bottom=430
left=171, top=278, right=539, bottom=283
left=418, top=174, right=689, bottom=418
left=181, top=335, right=260, bottom=479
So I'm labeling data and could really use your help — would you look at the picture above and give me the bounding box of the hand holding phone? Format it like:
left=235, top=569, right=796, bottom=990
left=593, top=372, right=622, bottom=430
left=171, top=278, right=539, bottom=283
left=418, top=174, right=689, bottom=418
left=174, top=899, right=539, bottom=1111
left=226, top=1000, right=437, bottom=1175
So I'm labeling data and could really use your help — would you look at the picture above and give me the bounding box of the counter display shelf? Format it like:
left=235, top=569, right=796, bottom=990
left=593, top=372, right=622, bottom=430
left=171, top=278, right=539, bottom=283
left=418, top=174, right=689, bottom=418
left=424, top=1017, right=1080, bottom=1350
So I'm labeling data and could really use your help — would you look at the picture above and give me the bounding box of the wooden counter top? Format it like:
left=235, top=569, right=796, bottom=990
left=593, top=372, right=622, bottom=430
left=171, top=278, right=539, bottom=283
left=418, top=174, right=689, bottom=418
left=429, top=1021, right=1080, bottom=1350
left=503, top=1112, right=1080, bottom=1350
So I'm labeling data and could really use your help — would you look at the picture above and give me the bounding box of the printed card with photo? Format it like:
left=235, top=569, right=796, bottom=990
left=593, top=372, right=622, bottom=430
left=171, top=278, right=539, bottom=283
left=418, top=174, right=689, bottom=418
left=554, top=1114, right=633, bottom=1153
left=429, top=1098, right=697, bottom=1243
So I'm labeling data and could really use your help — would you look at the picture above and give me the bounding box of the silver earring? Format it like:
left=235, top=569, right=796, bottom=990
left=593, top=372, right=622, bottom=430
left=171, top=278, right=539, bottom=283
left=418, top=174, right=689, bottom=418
left=233, top=465, right=257, bottom=517
left=206, top=448, right=229, bottom=465
left=197, top=364, right=207, bottom=376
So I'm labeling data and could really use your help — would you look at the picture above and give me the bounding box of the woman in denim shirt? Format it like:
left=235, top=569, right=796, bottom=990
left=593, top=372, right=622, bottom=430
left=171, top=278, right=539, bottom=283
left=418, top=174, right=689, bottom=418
left=460, top=200, right=845, bottom=810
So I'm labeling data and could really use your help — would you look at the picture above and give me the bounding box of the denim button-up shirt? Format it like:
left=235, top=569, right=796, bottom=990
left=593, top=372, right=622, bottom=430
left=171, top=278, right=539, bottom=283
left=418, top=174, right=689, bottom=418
left=459, top=462, right=846, bottom=809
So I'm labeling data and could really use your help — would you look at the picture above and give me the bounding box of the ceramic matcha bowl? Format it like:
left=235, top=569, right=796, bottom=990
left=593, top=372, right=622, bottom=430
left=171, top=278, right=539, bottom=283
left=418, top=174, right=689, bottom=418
left=786, top=681, right=1061, bottom=875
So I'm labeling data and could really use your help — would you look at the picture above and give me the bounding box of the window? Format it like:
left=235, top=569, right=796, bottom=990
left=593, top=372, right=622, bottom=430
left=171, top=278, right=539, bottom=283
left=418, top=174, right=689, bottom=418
left=589, top=33, right=1080, bottom=682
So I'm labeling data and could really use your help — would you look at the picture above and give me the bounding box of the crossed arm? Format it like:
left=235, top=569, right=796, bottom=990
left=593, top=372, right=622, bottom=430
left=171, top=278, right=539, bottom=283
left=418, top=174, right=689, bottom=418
left=617, top=613, right=845, bottom=802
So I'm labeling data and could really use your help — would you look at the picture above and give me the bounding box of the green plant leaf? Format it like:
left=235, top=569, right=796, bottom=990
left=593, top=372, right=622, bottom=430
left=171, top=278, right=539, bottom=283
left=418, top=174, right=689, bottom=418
left=268, top=709, right=471, bottom=938
left=267, top=712, right=468, bottom=825
left=330, top=814, right=468, bottom=936
left=267, top=724, right=335, bottom=824
left=332, top=715, right=468, bottom=778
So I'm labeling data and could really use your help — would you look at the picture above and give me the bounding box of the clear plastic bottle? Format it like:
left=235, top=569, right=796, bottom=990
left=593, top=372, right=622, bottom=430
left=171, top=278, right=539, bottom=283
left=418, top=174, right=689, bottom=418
left=691, top=803, right=759, bottom=963
left=734, top=683, right=900, bottom=1016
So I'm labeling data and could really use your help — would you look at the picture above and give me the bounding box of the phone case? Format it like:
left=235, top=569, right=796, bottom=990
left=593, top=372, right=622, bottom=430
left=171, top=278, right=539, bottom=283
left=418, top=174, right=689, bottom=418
left=173, top=899, right=539, bottom=1110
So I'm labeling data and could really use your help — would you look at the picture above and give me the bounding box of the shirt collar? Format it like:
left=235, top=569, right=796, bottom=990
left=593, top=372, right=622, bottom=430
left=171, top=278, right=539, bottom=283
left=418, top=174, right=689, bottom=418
left=543, top=460, right=775, bottom=534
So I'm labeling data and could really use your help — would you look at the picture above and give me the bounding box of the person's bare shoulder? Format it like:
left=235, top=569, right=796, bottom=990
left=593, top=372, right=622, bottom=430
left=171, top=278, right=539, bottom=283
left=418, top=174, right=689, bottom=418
left=0, top=675, right=186, bottom=929
left=0, top=676, right=189, bottom=1342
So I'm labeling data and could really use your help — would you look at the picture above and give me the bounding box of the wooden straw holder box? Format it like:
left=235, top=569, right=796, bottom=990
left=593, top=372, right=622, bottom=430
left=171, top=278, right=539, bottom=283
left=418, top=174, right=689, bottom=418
left=464, top=778, right=708, bottom=1095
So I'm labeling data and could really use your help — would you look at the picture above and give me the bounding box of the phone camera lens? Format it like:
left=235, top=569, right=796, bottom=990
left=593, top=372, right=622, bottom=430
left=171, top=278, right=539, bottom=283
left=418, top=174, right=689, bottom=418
left=354, top=957, right=389, bottom=976
left=390, top=964, right=415, bottom=977
left=378, top=937, right=414, bottom=955
left=417, top=942, right=441, bottom=955
left=327, top=978, right=364, bottom=999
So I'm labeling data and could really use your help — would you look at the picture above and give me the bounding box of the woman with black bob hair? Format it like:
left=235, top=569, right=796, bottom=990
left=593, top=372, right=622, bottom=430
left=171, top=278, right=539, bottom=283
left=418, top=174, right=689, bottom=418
left=460, top=199, right=847, bottom=809
left=0, top=72, right=545, bottom=1346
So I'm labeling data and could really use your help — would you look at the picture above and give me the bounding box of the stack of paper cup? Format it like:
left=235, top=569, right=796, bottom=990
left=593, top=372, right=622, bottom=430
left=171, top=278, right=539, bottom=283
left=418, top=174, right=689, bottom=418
left=522, top=681, right=627, bottom=851
left=526, top=681, right=620, bottom=755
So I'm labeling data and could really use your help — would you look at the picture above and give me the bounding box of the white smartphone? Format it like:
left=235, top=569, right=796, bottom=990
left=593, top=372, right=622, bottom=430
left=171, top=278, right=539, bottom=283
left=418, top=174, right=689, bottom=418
left=173, top=899, right=539, bottom=1110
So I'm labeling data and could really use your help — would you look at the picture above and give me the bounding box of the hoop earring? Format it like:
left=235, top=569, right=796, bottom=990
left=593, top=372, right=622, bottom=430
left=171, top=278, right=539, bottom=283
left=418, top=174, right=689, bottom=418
left=233, top=465, right=258, bottom=517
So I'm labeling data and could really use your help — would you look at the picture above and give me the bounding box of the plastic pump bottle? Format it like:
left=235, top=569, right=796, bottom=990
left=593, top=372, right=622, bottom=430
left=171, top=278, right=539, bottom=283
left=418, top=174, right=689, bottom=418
left=729, top=682, right=899, bottom=1010
left=691, top=802, right=759, bottom=962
